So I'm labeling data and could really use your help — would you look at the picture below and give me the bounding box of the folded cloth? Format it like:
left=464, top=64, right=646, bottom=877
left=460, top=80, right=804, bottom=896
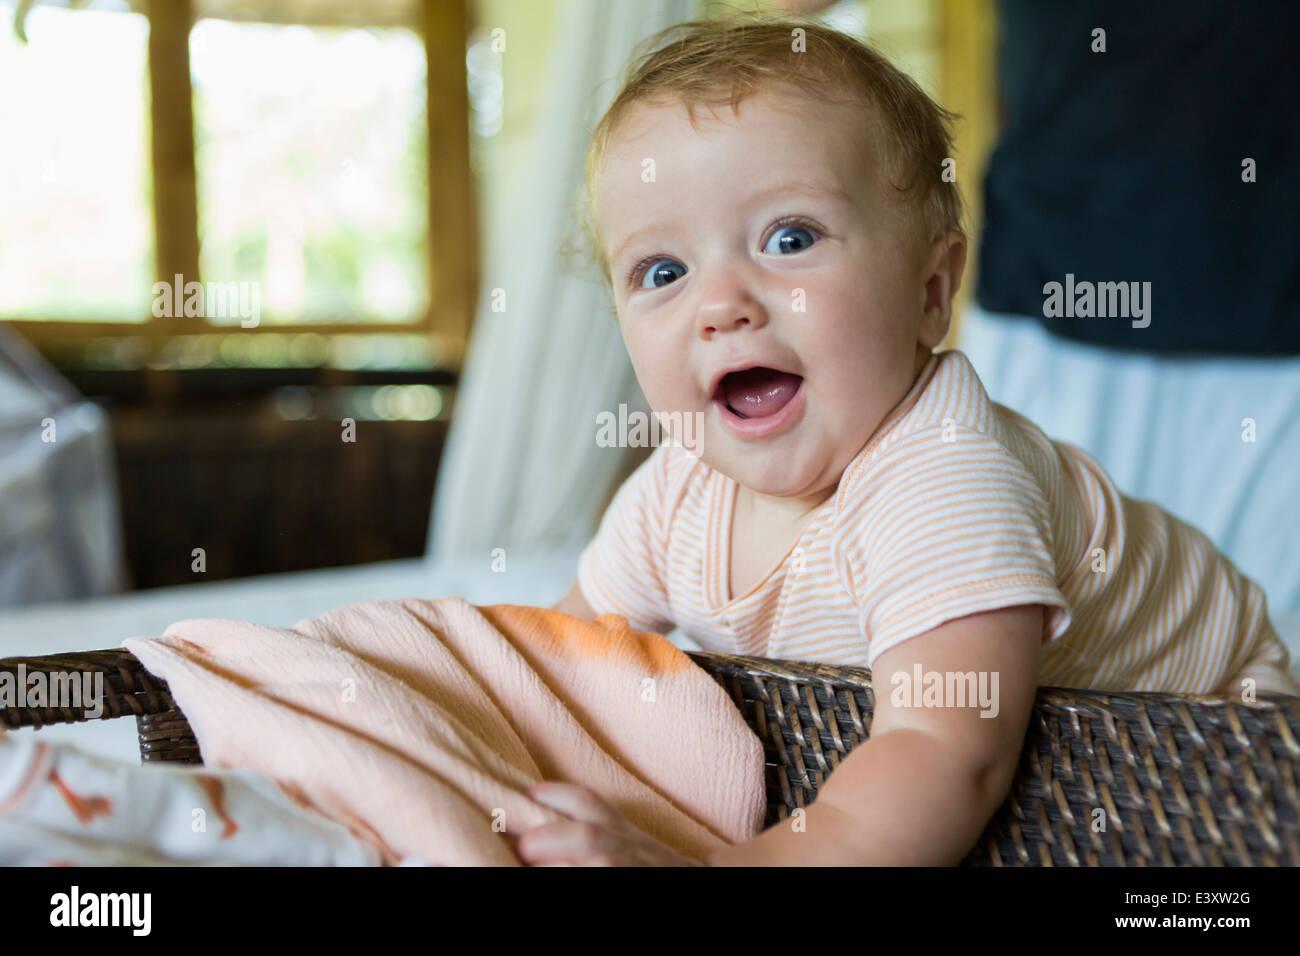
left=121, top=598, right=767, bottom=866
left=0, top=733, right=383, bottom=866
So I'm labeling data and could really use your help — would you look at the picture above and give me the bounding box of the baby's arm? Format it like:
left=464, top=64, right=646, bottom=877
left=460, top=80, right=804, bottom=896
left=708, top=604, right=1044, bottom=866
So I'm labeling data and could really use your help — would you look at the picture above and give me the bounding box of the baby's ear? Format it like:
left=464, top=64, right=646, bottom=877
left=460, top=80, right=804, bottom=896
left=919, top=230, right=966, bottom=347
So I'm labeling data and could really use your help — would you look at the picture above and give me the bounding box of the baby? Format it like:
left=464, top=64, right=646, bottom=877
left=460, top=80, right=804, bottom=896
left=521, top=14, right=1299, bottom=867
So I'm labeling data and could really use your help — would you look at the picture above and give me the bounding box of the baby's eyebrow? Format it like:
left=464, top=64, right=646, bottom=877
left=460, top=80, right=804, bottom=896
left=610, top=177, right=851, bottom=265
left=747, top=178, right=854, bottom=207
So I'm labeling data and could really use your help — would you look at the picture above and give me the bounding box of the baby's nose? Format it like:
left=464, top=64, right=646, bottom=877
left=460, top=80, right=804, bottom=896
left=695, top=284, right=769, bottom=336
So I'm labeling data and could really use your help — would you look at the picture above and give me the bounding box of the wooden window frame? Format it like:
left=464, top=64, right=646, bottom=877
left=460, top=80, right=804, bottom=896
left=938, top=0, right=996, bottom=346
left=8, top=0, right=475, bottom=372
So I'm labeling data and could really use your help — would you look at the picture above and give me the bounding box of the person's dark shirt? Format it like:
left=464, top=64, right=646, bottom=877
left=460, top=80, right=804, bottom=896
left=976, top=0, right=1300, bottom=354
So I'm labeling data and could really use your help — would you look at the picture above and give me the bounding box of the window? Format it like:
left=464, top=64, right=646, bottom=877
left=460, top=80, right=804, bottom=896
left=190, top=20, right=429, bottom=325
left=1, top=0, right=474, bottom=372
left=0, top=4, right=153, bottom=322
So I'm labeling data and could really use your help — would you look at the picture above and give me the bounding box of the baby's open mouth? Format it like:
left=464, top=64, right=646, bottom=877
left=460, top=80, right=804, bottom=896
left=716, top=367, right=803, bottom=420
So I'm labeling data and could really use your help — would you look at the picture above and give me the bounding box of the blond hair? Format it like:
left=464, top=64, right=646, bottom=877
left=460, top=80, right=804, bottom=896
left=575, top=12, right=965, bottom=290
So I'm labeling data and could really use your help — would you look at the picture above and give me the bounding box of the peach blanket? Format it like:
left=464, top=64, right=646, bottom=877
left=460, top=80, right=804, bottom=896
left=121, top=597, right=767, bottom=865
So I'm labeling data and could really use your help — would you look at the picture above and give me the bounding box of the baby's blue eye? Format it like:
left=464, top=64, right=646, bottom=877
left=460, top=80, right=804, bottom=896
left=764, top=224, right=818, bottom=255
left=639, top=258, right=687, bottom=289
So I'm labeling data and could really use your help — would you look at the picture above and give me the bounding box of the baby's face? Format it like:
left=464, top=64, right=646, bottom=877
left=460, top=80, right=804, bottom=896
left=595, top=86, right=946, bottom=509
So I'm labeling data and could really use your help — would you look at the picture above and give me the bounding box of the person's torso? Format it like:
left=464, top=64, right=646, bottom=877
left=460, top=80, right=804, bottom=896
left=977, top=0, right=1300, bottom=355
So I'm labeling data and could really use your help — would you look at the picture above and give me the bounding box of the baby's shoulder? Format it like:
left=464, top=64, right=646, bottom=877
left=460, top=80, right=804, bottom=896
left=831, top=413, right=1054, bottom=537
left=832, top=425, right=1008, bottom=519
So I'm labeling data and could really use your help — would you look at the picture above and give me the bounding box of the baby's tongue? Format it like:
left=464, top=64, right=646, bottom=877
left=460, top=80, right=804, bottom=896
left=721, top=367, right=802, bottom=419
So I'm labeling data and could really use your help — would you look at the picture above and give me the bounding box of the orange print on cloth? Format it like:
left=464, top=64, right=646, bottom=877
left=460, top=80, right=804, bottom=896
left=49, top=770, right=112, bottom=825
left=194, top=774, right=239, bottom=839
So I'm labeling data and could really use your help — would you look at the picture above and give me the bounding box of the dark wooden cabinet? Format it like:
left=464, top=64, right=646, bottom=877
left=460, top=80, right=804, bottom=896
left=66, top=368, right=453, bottom=590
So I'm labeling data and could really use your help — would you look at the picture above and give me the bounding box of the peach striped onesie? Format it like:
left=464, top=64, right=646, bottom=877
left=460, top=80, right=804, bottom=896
left=578, top=348, right=1295, bottom=694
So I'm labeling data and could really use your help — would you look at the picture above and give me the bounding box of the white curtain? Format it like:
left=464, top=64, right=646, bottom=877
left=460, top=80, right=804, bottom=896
left=428, top=0, right=699, bottom=561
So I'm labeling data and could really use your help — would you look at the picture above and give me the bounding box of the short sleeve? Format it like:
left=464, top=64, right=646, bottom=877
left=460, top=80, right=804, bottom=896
left=577, top=443, right=675, bottom=634
left=831, top=424, right=1073, bottom=669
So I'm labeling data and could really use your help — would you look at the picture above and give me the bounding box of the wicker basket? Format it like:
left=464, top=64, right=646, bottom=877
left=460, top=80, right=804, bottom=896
left=3, top=648, right=1298, bottom=866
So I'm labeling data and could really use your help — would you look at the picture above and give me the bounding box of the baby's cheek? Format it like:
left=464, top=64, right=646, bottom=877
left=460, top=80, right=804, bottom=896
left=641, top=366, right=698, bottom=414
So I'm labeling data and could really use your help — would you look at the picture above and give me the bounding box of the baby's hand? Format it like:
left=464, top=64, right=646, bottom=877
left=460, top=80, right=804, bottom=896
left=516, top=782, right=705, bottom=867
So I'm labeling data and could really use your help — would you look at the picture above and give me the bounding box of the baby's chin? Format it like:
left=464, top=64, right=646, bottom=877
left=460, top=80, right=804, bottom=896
left=702, top=449, right=841, bottom=501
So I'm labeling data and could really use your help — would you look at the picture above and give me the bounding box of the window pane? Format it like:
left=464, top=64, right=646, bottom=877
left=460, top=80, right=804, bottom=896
left=190, top=20, right=429, bottom=325
left=0, top=3, right=154, bottom=322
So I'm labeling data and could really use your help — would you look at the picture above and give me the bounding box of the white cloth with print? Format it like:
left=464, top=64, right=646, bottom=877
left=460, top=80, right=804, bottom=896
left=0, top=733, right=386, bottom=866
